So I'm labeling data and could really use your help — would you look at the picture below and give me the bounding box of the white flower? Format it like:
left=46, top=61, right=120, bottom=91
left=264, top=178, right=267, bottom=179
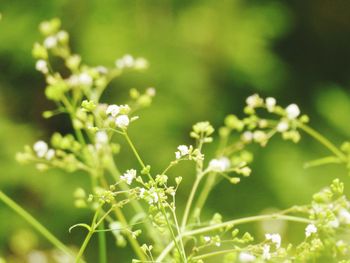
left=253, top=130, right=267, bottom=143
left=123, top=54, right=134, bottom=67
left=262, top=245, right=271, bottom=260
left=305, top=224, right=317, bottom=237
left=208, top=157, right=230, bottom=172
left=115, top=115, right=130, bottom=128
left=96, top=131, right=108, bottom=145
left=276, top=121, right=289, bottom=132
left=45, top=149, right=55, bottom=160
left=146, top=87, right=156, bottom=97
left=106, top=104, right=120, bottom=117
left=241, top=131, right=253, bottom=142
left=265, top=233, right=281, bottom=248
left=120, top=169, right=137, bottom=185
left=57, top=30, right=68, bottom=42
left=175, top=145, right=190, bottom=159
left=109, top=221, right=122, bottom=237
left=285, top=104, right=300, bottom=119
left=246, top=94, right=263, bottom=108
left=338, top=208, right=350, bottom=224
left=139, top=188, right=146, bottom=198
left=239, top=252, right=256, bottom=262
left=328, top=219, right=340, bottom=228
left=44, top=36, right=57, bottom=49
left=265, top=97, right=276, bottom=112
left=35, top=60, right=48, bottom=74
left=33, top=140, right=48, bottom=158
left=148, top=188, right=159, bottom=204
left=79, top=73, right=93, bottom=86
left=204, top=236, right=211, bottom=242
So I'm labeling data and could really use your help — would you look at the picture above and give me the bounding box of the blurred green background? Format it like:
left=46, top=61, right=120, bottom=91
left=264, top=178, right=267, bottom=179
left=1, top=0, right=350, bottom=262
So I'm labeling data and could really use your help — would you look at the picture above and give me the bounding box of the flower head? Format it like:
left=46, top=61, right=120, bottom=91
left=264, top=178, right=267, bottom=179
left=115, top=115, right=130, bottom=128
left=265, top=97, right=276, bottom=112
left=106, top=104, right=120, bottom=117
left=33, top=140, right=48, bottom=158
left=35, top=60, right=48, bottom=74
left=285, top=104, right=300, bottom=119
left=208, top=157, right=230, bottom=172
left=239, top=252, right=256, bottom=262
left=120, top=169, right=137, bottom=185
left=175, top=145, right=190, bottom=159
left=305, top=224, right=317, bottom=237
left=265, top=233, right=281, bottom=248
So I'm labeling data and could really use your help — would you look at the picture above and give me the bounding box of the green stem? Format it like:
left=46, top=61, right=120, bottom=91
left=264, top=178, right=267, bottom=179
left=75, top=230, right=94, bottom=263
left=0, top=191, right=75, bottom=259
left=156, top=214, right=312, bottom=262
left=192, top=248, right=240, bottom=260
left=98, top=222, right=107, bottom=263
left=298, top=123, right=346, bottom=161
left=180, top=173, right=204, bottom=231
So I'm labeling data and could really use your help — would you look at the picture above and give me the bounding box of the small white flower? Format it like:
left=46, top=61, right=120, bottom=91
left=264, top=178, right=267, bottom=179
left=239, top=252, right=256, bottom=262
left=109, top=221, right=122, bottom=237
left=285, top=104, right=300, bottom=119
left=328, top=218, right=340, bottom=228
left=96, top=131, right=108, bottom=145
left=253, top=130, right=267, bottom=143
left=262, top=244, right=271, bottom=260
left=44, top=36, right=57, bottom=49
left=338, top=208, right=350, bottom=224
left=241, top=131, right=253, bottom=142
left=305, top=223, right=317, bottom=237
left=265, top=97, right=276, bottom=112
left=115, top=115, right=130, bottom=128
left=134, top=57, right=149, bottom=70
left=139, top=188, right=146, bottom=198
left=265, top=233, right=281, bottom=248
left=175, top=145, right=190, bottom=159
left=148, top=188, right=159, bottom=204
left=106, top=104, right=120, bottom=117
left=120, top=169, right=137, bottom=185
left=146, top=87, right=156, bottom=97
left=45, top=149, right=55, bottom=160
left=123, top=54, right=134, bottom=67
left=246, top=94, right=263, bottom=108
left=204, top=236, right=211, bottom=242
left=208, top=157, right=230, bottom=172
left=79, top=73, right=93, bottom=86
left=33, top=140, right=48, bottom=158
left=276, top=121, right=289, bottom=132
left=35, top=60, right=48, bottom=74
left=57, top=30, right=68, bottom=42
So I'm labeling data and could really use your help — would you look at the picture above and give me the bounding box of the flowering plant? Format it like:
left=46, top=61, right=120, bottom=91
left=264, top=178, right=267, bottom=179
left=1, top=18, right=350, bottom=263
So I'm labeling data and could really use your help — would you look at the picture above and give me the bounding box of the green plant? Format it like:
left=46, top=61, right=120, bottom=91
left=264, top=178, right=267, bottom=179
left=2, top=18, right=350, bottom=263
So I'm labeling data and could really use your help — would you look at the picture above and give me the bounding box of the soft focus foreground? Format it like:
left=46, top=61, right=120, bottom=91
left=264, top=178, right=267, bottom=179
left=1, top=2, right=350, bottom=263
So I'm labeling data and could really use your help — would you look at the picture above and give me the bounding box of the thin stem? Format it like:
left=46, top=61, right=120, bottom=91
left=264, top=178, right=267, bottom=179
left=156, top=214, right=312, bottom=262
left=192, top=248, right=240, bottom=260
left=180, top=173, right=204, bottom=231
left=98, top=222, right=107, bottom=263
left=0, top=191, right=75, bottom=259
left=298, top=123, right=346, bottom=161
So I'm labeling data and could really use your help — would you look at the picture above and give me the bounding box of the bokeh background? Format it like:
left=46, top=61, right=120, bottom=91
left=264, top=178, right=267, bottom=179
left=1, top=0, right=350, bottom=262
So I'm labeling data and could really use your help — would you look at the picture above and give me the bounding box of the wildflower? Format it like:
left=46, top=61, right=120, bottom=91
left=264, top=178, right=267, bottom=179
left=239, top=252, right=256, bottom=262
left=208, top=157, right=230, bottom=172
left=146, top=87, right=156, bottom=97
left=57, top=30, right=69, bottom=43
left=139, top=188, right=146, bottom=198
left=123, top=54, right=134, bottom=67
left=285, top=104, right=300, bottom=119
left=265, top=97, right=276, bottom=112
left=95, top=131, right=108, bottom=145
left=115, top=115, right=130, bottom=128
left=246, top=94, right=263, bottom=108
left=204, top=236, right=211, bottom=242
left=78, top=73, right=93, bottom=86
left=265, top=233, right=281, bottom=248
left=35, top=60, right=48, bottom=74
left=175, top=145, right=190, bottom=159
left=242, top=131, right=254, bottom=142
left=305, top=224, right=317, bottom=237
left=43, top=36, right=57, bottom=49
left=120, top=169, right=137, bottom=185
left=338, top=208, right=350, bottom=224
left=148, top=188, right=159, bottom=204
left=262, top=244, right=271, bottom=260
left=276, top=121, right=289, bottom=132
left=45, top=149, right=55, bottom=160
left=253, top=130, right=267, bottom=144
left=106, top=104, right=120, bottom=117
left=33, top=140, right=48, bottom=158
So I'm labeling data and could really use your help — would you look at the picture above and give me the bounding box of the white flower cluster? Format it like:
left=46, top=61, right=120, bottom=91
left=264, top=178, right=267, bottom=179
left=106, top=104, right=131, bottom=129
left=120, top=169, right=137, bottom=185
left=175, top=145, right=192, bottom=159
left=43, top=30, right=68, bottom=49
left=115, top=54, right=148, bottom=70
left=33, top=140, right=55, bottom=160
left=305, top=223, right=317, bottom=237
left=35, top=60, right=48, bottom=74
left=208, top=157, right=230, bottom=172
